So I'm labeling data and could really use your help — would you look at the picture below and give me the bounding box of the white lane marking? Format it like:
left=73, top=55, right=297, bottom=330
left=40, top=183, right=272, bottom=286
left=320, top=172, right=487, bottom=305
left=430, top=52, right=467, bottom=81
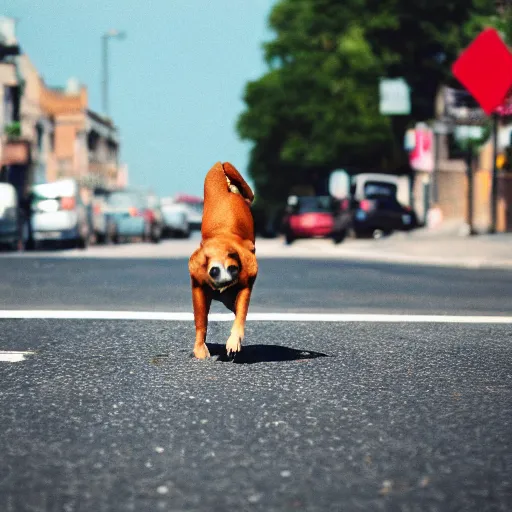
left=0, top=310, right=512, bottom=324
left=0, top=351, right=35, bottom=362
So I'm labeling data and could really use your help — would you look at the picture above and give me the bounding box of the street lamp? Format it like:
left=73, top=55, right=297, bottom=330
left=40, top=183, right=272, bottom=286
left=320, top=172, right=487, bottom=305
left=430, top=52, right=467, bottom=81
left=102, top=29, right=126, bottom=118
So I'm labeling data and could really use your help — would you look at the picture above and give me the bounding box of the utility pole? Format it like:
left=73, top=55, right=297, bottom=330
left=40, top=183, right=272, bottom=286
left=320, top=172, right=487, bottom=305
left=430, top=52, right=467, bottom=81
left=101, top=29, right=125, bottom=118
left=102, top=34, right=109, bottom=117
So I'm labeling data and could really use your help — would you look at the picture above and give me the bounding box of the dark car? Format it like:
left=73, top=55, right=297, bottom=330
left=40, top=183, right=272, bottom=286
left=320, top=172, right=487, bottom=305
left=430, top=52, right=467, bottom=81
left=351, top=181, right=417, bottom=239
left=144, top=193, right=164, bottom=243
left=282, top=195, right=351, bottom=245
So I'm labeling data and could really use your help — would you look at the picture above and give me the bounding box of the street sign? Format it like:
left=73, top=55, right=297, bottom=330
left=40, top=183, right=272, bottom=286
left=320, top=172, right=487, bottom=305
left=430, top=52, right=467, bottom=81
left=454, top=125, right=484, bottom=141
left=443, top=87, right=486, bottom=124
left=379, top=78, right=411, bottom=115
left=432, top=120, right=453, bottom=135
left=452, top=28, right=512, bottom=115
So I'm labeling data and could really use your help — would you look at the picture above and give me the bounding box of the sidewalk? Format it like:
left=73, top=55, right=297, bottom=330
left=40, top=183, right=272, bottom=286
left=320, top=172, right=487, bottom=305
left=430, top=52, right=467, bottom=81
left=368, top=232, right=512, bottom=269
left=254, top=229, right=512, bottom=270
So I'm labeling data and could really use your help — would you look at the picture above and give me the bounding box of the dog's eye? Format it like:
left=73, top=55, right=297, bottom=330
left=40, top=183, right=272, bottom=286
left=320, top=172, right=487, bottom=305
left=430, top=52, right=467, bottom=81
left=209, top=266, right=221, bottom=278
left=227, top=265, right=239, bottom=277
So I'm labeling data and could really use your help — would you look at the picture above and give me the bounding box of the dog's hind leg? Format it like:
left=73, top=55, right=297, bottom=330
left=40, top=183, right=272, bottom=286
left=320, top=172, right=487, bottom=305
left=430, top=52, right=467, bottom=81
left=222, top=162, right=254, bottom=204
left=226, top=287, right=253, bottom=356
left=191, top=284, right=212, bottom=359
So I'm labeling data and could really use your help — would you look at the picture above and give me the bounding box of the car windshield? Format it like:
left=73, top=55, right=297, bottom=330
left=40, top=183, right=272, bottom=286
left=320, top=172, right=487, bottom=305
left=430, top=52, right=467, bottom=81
left=107, top=192, right=142, bottom=208
left=363, top=182, right=397, bottom=199
left=296, top=196, right=332, bottom=214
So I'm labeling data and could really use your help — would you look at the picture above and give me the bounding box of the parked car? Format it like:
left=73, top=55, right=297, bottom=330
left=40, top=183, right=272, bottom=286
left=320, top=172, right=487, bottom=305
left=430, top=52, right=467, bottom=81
left=350, top=179, right=417, bottom=238
left=161, top=201, right=190, bottom=238
left=88, top=188, right=117, bottom=244
left=282, top=195, right=351, bottom=245
left=174, top=194, right=203, bottom=231
left=144, top=193, right=164, bottom=243
left=104, top=189, right=153, bottom=243
left=30, top=179, right=90, bottom=249
left=0, top=182, right=24, bottom=250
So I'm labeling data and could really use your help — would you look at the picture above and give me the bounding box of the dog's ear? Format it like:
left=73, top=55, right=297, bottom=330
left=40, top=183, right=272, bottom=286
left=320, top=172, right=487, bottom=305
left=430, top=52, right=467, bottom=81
left=189, top=246, right=207, bottom=284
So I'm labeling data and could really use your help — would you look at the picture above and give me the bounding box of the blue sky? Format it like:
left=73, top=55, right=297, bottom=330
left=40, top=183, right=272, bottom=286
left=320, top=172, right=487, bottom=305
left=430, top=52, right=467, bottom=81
left=9, top=0, right=275, bottom=197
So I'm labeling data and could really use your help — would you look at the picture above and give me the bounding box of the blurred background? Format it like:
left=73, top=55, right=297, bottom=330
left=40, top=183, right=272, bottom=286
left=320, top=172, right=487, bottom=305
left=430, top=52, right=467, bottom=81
left=0, top=0, right=511, bottom=252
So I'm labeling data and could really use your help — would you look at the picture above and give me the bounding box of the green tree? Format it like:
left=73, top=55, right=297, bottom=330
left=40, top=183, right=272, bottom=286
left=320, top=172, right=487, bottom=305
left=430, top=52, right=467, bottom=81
left=237, top=0, right=495, bottom=214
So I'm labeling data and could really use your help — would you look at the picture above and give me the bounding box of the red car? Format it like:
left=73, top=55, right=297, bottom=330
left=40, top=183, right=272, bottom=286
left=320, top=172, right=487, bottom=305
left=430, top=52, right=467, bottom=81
left=282, top=195, right=350, bottom=245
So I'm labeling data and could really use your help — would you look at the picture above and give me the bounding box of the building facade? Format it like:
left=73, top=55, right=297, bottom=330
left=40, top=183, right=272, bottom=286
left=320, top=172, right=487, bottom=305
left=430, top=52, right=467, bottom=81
left=0, top=16, right=123, bottom=200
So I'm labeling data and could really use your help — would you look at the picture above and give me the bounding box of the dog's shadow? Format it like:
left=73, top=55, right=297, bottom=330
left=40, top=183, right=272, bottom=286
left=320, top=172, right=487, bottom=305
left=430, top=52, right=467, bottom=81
left=206, top=343, right=329, bottom=364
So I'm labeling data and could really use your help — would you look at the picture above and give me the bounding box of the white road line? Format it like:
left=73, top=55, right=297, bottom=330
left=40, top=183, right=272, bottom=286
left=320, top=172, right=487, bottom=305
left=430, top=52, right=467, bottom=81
left=0, top=351, right=35, bottom=362
left=0, top=310, right=512, bottom=324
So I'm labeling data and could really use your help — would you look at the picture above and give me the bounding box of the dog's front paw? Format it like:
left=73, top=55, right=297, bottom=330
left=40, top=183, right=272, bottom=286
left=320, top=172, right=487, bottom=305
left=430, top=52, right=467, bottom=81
left=193, top=343, right=211, bottom=360
left=226, top=333, right=242, bottom=355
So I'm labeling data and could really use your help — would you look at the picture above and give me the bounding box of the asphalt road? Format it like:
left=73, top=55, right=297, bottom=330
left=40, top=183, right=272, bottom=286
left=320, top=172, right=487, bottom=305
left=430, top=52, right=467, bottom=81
left=1, top=255, right=512, bottom=314
left=0, top=252, right=511, bottom=511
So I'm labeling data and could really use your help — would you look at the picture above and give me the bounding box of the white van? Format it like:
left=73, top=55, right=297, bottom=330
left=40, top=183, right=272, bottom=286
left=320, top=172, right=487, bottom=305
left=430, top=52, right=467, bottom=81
left=0, top=183, right=23, bottom=250
left=31, top=179, right=90, bottom=248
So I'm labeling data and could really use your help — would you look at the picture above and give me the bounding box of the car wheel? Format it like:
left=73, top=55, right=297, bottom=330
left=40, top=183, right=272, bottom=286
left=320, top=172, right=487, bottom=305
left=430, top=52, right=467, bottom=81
left=333, top=230, right=347, bottom=244
left=104, top=222, right=116, bottom=245
left=71, top=224, right=89, bottom=250
left=372, top=229, right=385, bottom=240
left=150, top=224, right=161, bottom=244
left=143, top=222, right=151, bottom=242
left=8, top=240, right=19, bottom=252
left=75, top=235, right=88, bottom=249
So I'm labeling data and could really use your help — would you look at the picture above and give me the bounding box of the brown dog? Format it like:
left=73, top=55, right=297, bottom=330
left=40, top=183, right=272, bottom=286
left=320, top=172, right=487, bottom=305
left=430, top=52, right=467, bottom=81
left=188, top=162, right=257, bottom=359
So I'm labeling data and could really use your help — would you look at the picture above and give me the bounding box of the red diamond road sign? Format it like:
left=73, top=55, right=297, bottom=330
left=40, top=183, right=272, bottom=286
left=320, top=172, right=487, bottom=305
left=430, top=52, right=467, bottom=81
left=452, top=28, right=512, bottom=115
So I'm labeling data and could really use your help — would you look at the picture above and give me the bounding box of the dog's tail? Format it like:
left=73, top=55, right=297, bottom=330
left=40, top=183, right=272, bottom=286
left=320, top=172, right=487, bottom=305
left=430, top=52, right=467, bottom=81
left=204, top=162, right=254, bottom=204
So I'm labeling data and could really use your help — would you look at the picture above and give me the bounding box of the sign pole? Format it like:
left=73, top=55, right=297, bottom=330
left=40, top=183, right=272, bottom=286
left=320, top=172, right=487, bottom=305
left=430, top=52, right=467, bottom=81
left=490, top=113, right=499, bottom=233
left=466, top=143, right=475, bottom=235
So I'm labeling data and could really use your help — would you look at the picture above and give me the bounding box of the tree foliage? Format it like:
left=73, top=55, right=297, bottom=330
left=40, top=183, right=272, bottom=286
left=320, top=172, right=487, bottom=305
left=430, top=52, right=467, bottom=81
left=237, top=0, right=496, bottom=206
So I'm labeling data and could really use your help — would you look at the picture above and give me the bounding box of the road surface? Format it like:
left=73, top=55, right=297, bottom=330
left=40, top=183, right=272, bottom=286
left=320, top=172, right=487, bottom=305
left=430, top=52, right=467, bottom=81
left=0, top=240, right=511, bottom=511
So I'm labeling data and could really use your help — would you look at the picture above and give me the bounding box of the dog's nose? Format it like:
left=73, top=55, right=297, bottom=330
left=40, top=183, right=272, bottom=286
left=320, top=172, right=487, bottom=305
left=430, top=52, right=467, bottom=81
left=209, top=266, right=221, bottom=279
left=227, top=265, right=239, bottom=279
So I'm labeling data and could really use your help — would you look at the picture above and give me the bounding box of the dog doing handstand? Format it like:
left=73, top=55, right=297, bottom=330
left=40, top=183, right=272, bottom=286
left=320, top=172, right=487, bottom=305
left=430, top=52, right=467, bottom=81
left=188, top=162, right=257, bottom=359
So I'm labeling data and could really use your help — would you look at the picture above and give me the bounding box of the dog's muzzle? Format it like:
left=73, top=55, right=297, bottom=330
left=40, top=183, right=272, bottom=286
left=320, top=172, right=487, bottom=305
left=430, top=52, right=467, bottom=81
left=208, top=262, right=239, bottom=292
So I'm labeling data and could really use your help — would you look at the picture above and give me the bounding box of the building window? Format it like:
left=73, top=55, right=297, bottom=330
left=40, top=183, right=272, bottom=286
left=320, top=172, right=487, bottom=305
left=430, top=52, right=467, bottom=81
left=36, top=123, right=44, bottom=151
